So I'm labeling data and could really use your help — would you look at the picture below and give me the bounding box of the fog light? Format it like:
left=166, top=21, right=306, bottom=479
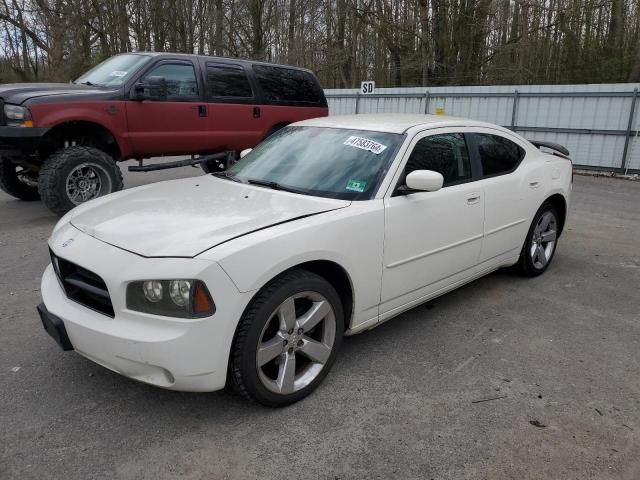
left=169, top=280, right=191, bottom=306
left=142, top=280, right=163, bottom=302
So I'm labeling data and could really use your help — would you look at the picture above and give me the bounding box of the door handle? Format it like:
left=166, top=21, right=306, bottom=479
left=529, top=180, right=540, bottom=188
left=198, top=105, right=207, bottom=117
left=466, top=193, right=481, bottom=204
left=253, top=106, right=261, bottom=119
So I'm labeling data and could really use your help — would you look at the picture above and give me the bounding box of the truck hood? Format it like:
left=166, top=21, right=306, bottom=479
left=0, top=83, right=117, bottom=105
left=69, top=176, right=350, bottom=258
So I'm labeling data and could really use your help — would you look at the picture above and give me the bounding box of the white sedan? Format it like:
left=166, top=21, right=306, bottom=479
left=39, top=114, right=572, bottom=406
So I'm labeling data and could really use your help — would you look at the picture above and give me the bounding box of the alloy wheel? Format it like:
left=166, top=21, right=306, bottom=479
left=530, top=211, right=557, bottom=269
left=256, top=291, right=336, bottom=395
left=65, top=162, right=112, bottom=205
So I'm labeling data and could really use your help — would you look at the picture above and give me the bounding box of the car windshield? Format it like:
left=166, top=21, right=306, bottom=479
left=74, top=54, right=151, bottom=87
left=225, top=126, right=403, bottom=200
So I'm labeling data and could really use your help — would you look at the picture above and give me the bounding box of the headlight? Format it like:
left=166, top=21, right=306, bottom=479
left=126, top=279, right=215, bottom=318
left=4, top=104, right=33, bottom=127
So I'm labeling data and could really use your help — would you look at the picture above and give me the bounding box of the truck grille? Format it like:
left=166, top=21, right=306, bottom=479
left=50, top=251, right=114, bottom=317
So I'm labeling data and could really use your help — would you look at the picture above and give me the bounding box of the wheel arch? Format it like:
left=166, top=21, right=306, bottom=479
left=544, top=193, right=567, bottom=236
left=241, top=259, right=355, bottom=332
left=40, top=121, right=122, bottom=161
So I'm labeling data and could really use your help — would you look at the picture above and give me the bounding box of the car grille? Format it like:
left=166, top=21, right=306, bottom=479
left=50, top=251, right=114, bottom=317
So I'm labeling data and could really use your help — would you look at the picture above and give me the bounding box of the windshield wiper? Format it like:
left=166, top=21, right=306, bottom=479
left=212, top=171, right=243, bottom=183
left=247, top=178, right=300, bottom=193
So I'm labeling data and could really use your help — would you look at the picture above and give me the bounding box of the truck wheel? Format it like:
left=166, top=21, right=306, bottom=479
left=0, top=157, right=40, bottom=201
left=38, top=146, right=123, bottom=215
left=201, top=151, right=239, bottom=173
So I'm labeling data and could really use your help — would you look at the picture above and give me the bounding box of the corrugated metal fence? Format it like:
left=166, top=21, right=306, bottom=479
left=324, top=84, right=640, bottom=173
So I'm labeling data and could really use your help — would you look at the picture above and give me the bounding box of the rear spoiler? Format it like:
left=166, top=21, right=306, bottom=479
left=528, top=140, right=571, bottom=160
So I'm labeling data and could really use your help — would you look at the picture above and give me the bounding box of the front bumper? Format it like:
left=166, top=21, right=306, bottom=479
left=0, top=126, right=49, bottom=155
left=41, top=226, right=251, bottom=392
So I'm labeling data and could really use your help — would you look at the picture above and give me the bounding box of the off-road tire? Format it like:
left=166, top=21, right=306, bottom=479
left=201, top=151, right=239, bottom=174
left=228, top=269, right=344, bottom=407
left=38, top=146, right=123, bottom=215
left=0, top=157, right=40, bottom=201
left=516, top=202, right=560, bottom=277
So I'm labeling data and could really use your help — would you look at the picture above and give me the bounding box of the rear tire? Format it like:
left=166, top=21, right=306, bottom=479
left=38, top=146, right=123, bottom=215
left=516, top=202, right=560, bottom=276
left=229, top=269, right=344, bottom=407
left=0, top=157, right=40, bottom=201
left=200, top=151, right=239, bottom=174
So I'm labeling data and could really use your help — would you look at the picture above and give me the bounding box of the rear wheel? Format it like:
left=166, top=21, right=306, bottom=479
left=0, top=157, right=40, bottom=201
left=229, top=269, right=344, bottom=407
left=516, top=202, right=559, bottom=276
left=38, top=146, right=123, bottom=215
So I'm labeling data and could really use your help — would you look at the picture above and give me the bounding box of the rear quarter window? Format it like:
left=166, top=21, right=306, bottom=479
left=252, top=65, right=324, bottom=105
left=471, top=133, right=525, bottom=177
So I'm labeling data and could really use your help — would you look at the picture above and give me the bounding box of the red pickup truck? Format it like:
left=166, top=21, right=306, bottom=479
left=0, top=53, right=328, bottom=214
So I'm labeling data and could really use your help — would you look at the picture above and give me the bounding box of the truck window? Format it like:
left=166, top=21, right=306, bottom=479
left=206, top=64, right=253, bottom=99
left=252, top=65, right=323, bottom=104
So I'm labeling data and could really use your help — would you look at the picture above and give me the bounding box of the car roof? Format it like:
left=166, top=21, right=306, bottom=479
left=125, top=52, right=316, bottom=73
left=292, top=113, right=505, bottom=134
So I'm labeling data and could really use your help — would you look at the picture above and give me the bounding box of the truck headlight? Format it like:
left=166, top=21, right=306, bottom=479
left=126, top=279, right=215, bottom=318
left=4, top=104, right=33, bottom=127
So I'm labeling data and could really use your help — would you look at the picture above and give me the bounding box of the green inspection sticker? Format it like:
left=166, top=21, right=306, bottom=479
left=346, top=179, right=366, bottom=193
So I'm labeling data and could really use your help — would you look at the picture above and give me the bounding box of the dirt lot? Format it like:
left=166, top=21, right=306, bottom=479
left=1, top=164, right=639, bottom=480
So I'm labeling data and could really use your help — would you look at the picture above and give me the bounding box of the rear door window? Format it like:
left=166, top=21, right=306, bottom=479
left=471, top=133, right=525, bottom=176
left=205, top=63, right=253, bottom=100
left=252, top=65, right=323, bottom=104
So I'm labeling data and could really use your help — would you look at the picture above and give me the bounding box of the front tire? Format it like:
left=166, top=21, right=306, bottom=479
left=516, top=202, right=560, bottom=276
left=229, top=269, right=344, bottom=407
left=38, top=146, right=123, bottom=215
left=0, top=157, right=40, bottom=201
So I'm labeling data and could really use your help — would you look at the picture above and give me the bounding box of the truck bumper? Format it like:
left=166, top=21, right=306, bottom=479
left=0, top=126, right=49, bottom=155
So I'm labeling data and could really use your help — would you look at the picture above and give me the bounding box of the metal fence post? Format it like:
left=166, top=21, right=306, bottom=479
left=424, top=90, right=430, bottom=114
left=510, top=89, right=519, bottom=129
left=621, top=88, right=638, bottom=172
left=355, top=91, right=360, bottom=114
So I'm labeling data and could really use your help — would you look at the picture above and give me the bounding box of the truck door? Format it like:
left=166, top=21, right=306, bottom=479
left=202, top=61, right=265, bottom=152
left=126, top=59, right=208, bottom=157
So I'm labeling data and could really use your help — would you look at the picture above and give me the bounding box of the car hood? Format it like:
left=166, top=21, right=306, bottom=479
left=0, top=83, right=115, bottom=104
left=69, top=176, right=350, bottom=258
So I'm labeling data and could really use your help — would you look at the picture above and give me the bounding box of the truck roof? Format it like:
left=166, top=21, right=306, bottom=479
left=126, top=52, right=316, bottom=74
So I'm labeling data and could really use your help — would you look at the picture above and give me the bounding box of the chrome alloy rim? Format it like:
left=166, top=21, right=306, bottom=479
left=65, top=163, right=112, bottom=205
left=256, top=291, right=336, bottom=395
left=530, top=211, right=557, bottom=269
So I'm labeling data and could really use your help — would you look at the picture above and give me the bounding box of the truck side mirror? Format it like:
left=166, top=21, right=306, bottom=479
left=132, top=76, right=167, bottom=101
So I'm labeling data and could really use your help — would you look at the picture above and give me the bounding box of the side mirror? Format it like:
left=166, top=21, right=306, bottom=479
left=405, top=170, right=444, bottom=192
left=132, top=76, right=167, bottom=101
left=240, top=148, right=252, bottom=159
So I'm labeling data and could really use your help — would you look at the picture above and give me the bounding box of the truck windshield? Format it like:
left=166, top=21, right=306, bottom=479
left=226, top=126, right=403, bottom=200
left=75, top=54, right=151, bottom=87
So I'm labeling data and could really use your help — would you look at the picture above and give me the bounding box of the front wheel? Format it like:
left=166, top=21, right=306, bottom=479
left=38, top=146, right=123, bottom=215
left=0, top=157, right=40, bottom=201
left=516, top=202, right=560, bottom=276
left=229, top=269, right=344, bottom=407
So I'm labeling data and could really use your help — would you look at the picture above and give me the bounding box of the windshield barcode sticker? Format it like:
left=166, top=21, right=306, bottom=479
left=109, top=70, right=127, bottom=77
left=343, top=136, right=387, bottom=155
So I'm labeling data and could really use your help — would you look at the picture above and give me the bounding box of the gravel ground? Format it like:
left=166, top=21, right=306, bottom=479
left=1, top=163, right=639, bottom=480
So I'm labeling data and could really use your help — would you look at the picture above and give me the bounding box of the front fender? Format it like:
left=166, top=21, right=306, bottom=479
left=201, top=201, right=385, bottom=330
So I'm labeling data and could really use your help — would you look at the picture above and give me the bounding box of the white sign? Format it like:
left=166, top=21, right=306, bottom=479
left=361, top=81, right=375, bottom=95
left=343, top=136, right=387, bottom=155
